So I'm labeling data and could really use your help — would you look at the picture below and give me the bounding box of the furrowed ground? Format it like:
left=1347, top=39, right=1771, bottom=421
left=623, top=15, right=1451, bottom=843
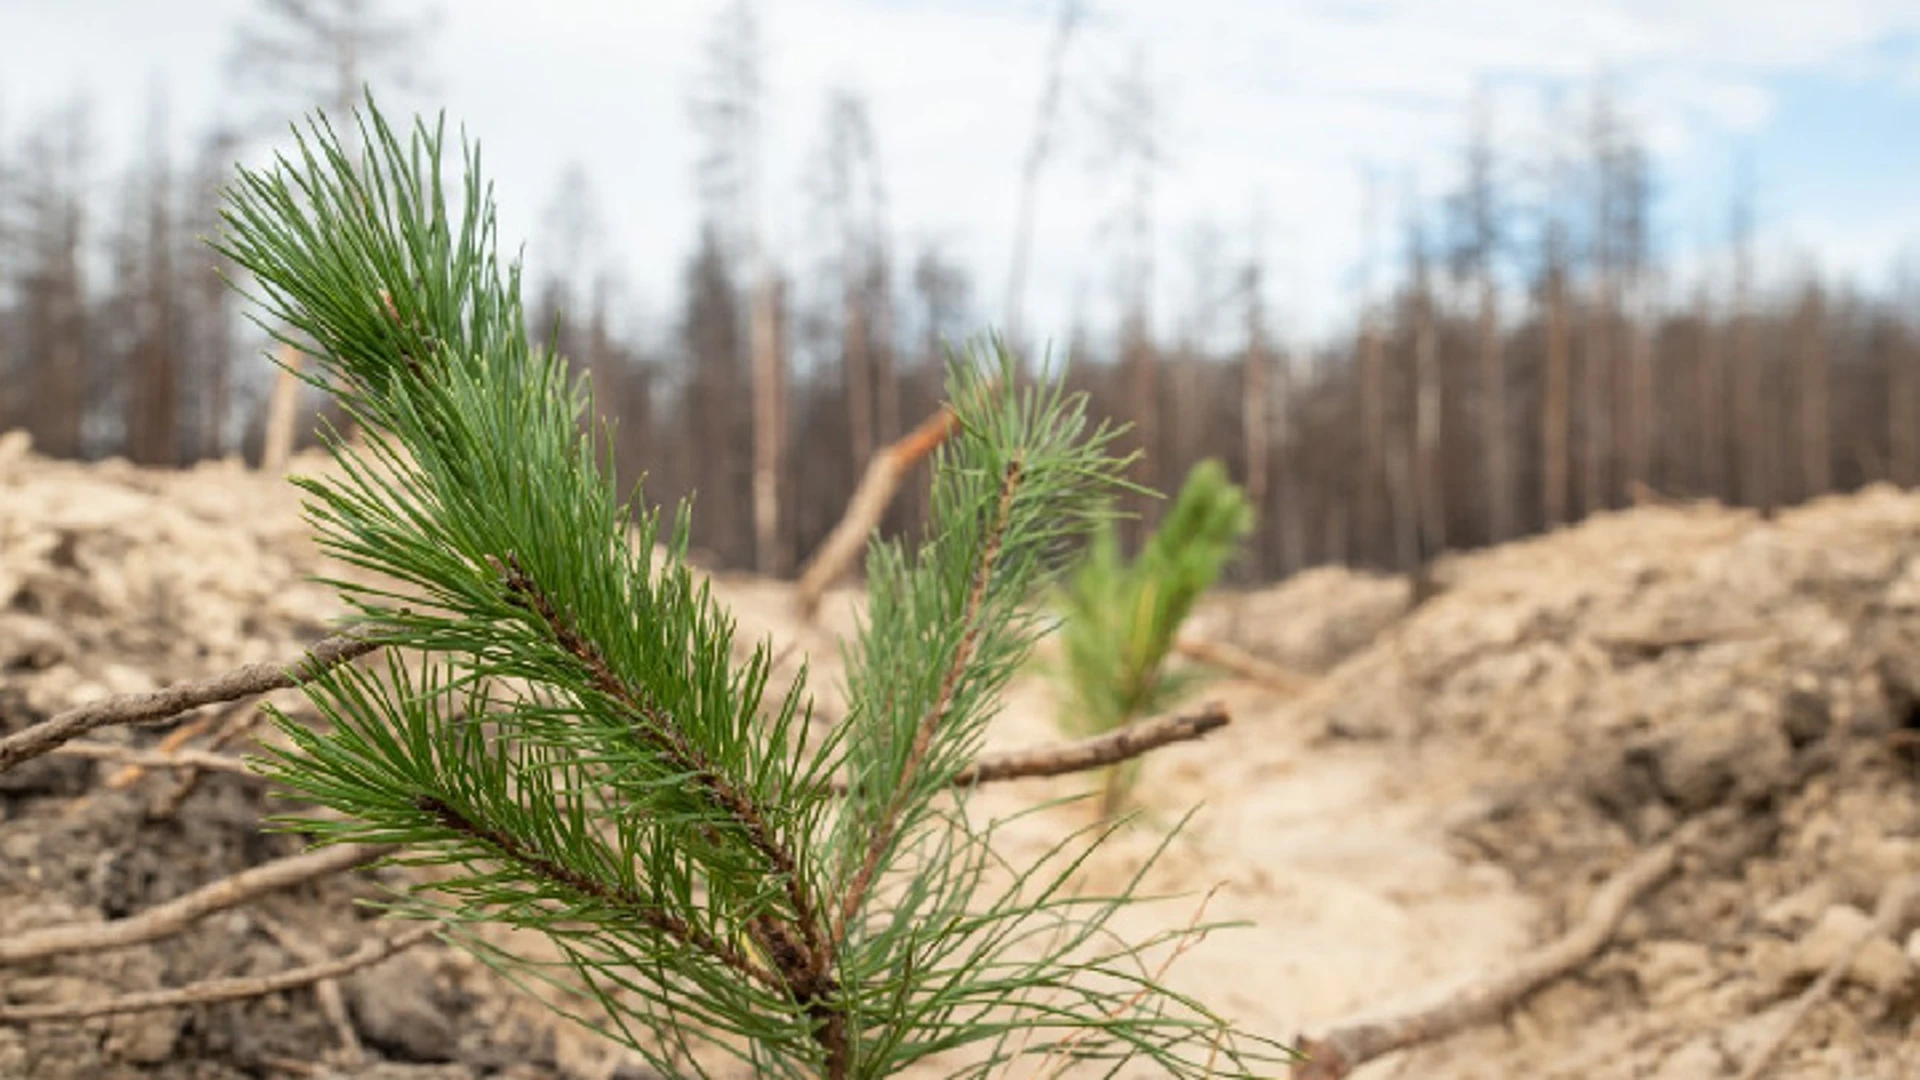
left=5, top=428, right=1920, bottom=1079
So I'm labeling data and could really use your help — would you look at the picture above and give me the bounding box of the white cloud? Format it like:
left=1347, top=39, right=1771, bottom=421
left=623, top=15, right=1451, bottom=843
left=2, top=0, right=1915, bottom=346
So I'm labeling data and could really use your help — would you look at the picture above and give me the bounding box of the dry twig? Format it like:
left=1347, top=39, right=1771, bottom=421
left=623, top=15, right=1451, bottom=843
left=0, top=633, right=378, bottom=774
left=1293, top=818, right=1705, bottom=1079
left=950, top=701, right=1229, bottom=788
left=1733, top=873, right=1920, bottom=1080
left=795, top=403, right=962, bottom=619
left=257, top=912, right=365, bottom=1064
left=0, top=923, right=438, bottom=1023
left=0, top=843, right=387, bottom=965
left=1175, top=638, right=1315, bottom=696
left=56, top=741, right=259, bottom=778
left=67, top=702, right=1230, bottom=800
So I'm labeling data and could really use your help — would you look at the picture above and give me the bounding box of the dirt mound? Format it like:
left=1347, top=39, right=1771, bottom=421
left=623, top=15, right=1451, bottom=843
left=6, top=433, right=1920, bottom=1079
left=1287, top=490, right=1920, bottom=1078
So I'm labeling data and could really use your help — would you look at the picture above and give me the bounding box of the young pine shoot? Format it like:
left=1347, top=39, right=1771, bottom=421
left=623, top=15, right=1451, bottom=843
left=214, top=101, right=1288, bottom=1079
left=1051, top=460, right=1254, bottom=819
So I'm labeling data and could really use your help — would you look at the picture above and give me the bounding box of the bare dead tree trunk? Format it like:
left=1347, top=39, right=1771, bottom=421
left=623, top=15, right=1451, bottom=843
left=39, top=238, right=85, bottom=460
left=1124, top=316, right=1159, bottom=534
left=1893, top=317, right=1918, bottom=489
left=1623, top=279, right=1654, bottom=497
left=1002, top=0, right=1081, bottom=352
left=1542, top=264, right=1571, bottom=527
left=1731, top=189, right=1768, bottom=512
left=1356, top=309, right=1385, bottom=564
left=843, top=275, right=873, bottom=467
left=1477, top=273, right=1509, bottom=541
left=750, top=269, right=785, bottom=575
left=1797, top=281, right=1830, bottom=500
left=1274, top=342, right=1306, bottom=575
left=1582, top=288, right=1612, bottom=517
left=1241, top=261, right=1271, bottom=576
left=1415, top=283, right=1445, bottom=550
left=1694, top=284, right=1723, bottom=497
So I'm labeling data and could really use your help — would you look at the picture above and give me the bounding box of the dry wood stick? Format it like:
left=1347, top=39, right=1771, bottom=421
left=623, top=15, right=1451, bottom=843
left=1293, top=819, right=1701, bottom=1080
left=0, top=923, right=439, bottom=1024
left=950, top=701, right=1229, bottom=787
left=1175, top=638, right=1315, bottom=696
left=257, top=912, right=364, bottom=1065
left=0, top=633, right=378, bottom=774
left=56, top=741, right=260, bottom=779
left=152, top=698, right=270, bottom=818
left=795, top=403, right=962, bottom=619
left=1733, top=873, right=1920, bottom=1080
left=0, top=843, right=387, bottom=965
left=103, top=703, right=225, bottom=790
left=70, top=702, right=1230, bottom=798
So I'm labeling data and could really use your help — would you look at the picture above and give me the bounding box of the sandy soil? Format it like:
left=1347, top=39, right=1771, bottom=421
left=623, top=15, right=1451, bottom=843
left=5, top=429, right=1920, bottom=1079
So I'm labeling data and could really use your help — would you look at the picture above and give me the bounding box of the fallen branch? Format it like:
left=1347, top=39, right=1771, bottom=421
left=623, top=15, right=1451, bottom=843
left=0, top=922, right=438, bottom=1023
left=1175, top=638, right=1315, bottom=696
left=258, top=912, right=364, bottom=1065
left=65, top=703, right=1230, bottom=799
left=795, top=403, right=962, bottom=619
left=0, top=843, right=387, bottom=965
left=955, top=701, right=1229, bottom=786
left=0, top=633, right=379, bottom=774
left=1293, top=818, right=1704, bottom=1080
left=56, top=740, right=260, bottom=779
left=831, top=702, right=1230, bottom=795
left=153, top=698, right=271, bottom=818
left=1733, top=873, right=1920, bottom=1080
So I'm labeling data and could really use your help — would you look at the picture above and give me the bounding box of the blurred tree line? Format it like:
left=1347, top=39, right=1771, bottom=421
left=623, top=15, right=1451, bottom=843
left=1, top=0, right=1915, bottom=584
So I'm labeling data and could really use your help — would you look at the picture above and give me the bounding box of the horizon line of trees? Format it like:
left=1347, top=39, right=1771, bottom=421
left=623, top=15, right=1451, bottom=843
left=1, top=0, right=1914, bottom=587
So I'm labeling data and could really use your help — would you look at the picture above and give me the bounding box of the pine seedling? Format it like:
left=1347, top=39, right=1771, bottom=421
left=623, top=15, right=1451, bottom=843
left=1051, top=459, right=1254, bottom=818
left=214, top=99, right=1289, bottom=1078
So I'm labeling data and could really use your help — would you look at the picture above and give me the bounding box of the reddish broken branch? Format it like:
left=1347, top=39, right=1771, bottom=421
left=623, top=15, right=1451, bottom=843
left=795, top=403, right=962, bottom=619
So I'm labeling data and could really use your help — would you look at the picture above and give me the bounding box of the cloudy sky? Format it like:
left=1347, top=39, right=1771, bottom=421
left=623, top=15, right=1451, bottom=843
left=3, top=0, right=1918, bottom=347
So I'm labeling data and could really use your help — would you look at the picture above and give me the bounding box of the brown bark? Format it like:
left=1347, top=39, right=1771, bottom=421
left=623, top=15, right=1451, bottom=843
left=1623, top=285, right=1654, bottom=496
left=1478, top=275, right=1509, bottom=541
left=1893, top=320, right=1918, bottom=488
left=1582, top=290, right=1613, bottom=517
left=1694, top=286, right=1724, bottom=497
left=1798, top=283, right=1830, bottom=499
left=1542, top=267, right=1571, bottom=527
left=1415, top=281, right=1446, bottom=550
left=1357, top=311, right=1385, bottom=561
left=1243, top=283, right=1271, bottom=575
left=751, top=269, right=786, bottom=575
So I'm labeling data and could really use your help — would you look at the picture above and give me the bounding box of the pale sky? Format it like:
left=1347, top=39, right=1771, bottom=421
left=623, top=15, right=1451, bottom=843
left=3, top=0, right=1918, bottom=349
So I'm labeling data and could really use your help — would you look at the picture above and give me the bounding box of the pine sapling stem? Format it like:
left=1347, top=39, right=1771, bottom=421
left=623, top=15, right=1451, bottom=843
left=485, top=552, right=845, bottom=1067
left=837, top=456, right=1025, bottom=945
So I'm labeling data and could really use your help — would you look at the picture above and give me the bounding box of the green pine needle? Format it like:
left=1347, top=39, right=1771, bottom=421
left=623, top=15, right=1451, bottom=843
left=215, top=97, right=1290, bottom=1079
left=1050, top=459, right=1254, bottom=817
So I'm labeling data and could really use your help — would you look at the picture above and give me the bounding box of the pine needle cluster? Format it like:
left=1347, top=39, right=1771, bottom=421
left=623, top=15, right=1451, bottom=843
left=213, top=100, right=1288, bottom=1078
left=1051, top=459, right=1254, bottom=817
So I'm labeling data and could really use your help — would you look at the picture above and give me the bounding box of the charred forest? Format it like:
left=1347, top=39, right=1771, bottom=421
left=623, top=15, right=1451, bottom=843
left=0, top=3, right=1913, bottom=587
